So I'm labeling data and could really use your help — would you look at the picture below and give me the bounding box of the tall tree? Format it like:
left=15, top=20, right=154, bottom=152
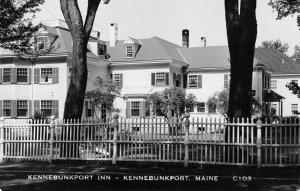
left=0, top=0, right=45, bottom=56
left=292, top=43, right=300, bottom=62
left=225, top=0, right=257, bottom=119
left=258, top=39, right=289, bottom=55
left=269, top=0, right=300, bottom=29
left=60, top=0, right=109, bottom=119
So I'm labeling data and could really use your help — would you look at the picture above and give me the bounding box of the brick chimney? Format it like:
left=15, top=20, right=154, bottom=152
left=182, top=29, right=189, bottom=48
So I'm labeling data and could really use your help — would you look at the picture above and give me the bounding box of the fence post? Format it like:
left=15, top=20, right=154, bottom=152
left=184, top=113, right=190, bottom=167
left=256, top=115, right=262, bottom=169
left=0, top=117, right=5, bottom=163
left=49, top=115, right=55, bottom=164
left=112, top=114, right=119, bottom=165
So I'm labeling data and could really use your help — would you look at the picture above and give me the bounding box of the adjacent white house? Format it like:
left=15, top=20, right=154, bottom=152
left=1, top=20, right=299, bottom=119
left=0, top=20, right=109, bottom=119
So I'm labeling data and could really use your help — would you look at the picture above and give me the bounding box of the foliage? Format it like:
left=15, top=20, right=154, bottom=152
left=258, top=39, right=289, bottom=55
left=85, top=76, right=121, bottom=118
left=208, top=89, right=262, bottom=118
left=147, top=87, right=197, bottom=119
left=286, top=81, right=300, bottom=97
left=0, top=0, right=51, bottom=56
left=268, top=0, right=300, bottom=28
left=292, top=43, right=300, bottom=62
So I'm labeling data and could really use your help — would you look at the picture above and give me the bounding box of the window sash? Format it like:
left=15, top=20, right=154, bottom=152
left=3, top=68, right=11, bottom=83
left=197, top=103, right=205, bottom=113
left=41, top=68, right=53, bottom=83
left=17, top=68, right=28, bottom=82
left=126, top=46, right=134, bottom=58
left=17, top=100, right=28, bottom=117
left=188, top=75, right=198, bottom=88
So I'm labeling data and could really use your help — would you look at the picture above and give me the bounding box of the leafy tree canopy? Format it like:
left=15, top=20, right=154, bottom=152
left=292, top=43, right=300, bottom=62
left=269, top=0, right=300, bottom=28
left=147, top=87, right=197, bottom=119
left=0, top=0, right=46, bottom=56
left=258, top=39, right=289, bottom=55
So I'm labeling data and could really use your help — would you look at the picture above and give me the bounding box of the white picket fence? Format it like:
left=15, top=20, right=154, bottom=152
left=0, top=115, right=299, bottom=168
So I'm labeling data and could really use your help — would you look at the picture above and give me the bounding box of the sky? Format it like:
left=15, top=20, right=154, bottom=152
left=35, top=0, right=300, bottom=55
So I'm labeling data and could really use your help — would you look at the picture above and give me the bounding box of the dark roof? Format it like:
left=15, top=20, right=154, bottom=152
left=179, top=46, right=300, bottom=74
left=107, top=36, right=186, bottom=63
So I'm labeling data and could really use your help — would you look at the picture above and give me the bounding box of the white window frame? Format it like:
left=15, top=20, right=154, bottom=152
left=17, top=68, right=29, bottom=83
left=113, top=73, right=121, bottom=83
left=41, top=100, right=53, bottom=117
left=3, top=100, right=12, bottom=117
left=188, top=75, right=198, bottom=88
left=37, top=36, right=49, bottom=50
left=155, top=72, right=166, bottom=86
left=126, top=45, right=134, bottom=58
left=40, top=68, right=53, bottom=83
left=291, top=104, right=298, bottom=115
left=271, top=80, right=277, bottom=90
left=3, top=68, right=11, bottom=83
left=197, top=102, right=205, bottom=113
left=17, top=100, right=28, bottom=117
left=131, top=101, right=140, bottom=117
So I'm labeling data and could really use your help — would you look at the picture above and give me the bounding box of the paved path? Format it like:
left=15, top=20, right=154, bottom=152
left=0, top=162, right=300, bottom=191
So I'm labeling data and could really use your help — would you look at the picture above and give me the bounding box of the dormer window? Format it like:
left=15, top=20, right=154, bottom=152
left=126, top=45, right=134, bottom=58
left=37, top=36, right=49, bottom=50
left=97, top=43, right=106, bottom=57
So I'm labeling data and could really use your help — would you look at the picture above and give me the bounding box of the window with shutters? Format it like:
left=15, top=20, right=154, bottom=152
left=156, top=72, right=166, bottom=86
left=3, top=68, right=11, bottom=83
left=3, top=100, right=12, bottom=117
left=40, top=68, right=53, bottom=83
left=17, top=100, right=28, bottom=117
left=188, top=75, right=202, bottom=88
left=197, top=102, right=205, bottom=113
left=126, top=45, right=134, bottom=58
left=17, top=68, right=28, bottom=83
left=37, top=37, right=49, bottom=50
left=131, top=101, right=140, bottom=116
left=41, top=100, right=53, bottom=117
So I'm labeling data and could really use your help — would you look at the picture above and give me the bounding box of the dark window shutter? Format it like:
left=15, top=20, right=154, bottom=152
left=0, top=68, right=2, bottom=84
left=183, top=74, right=187, bottom=88
left=126, top=101, right=131, bottom=118
left=12, top=100, right=17, bottom=118
left=104, top=45, right=107, bottom=57
left=165, top=73, right=169, bottom=85
left=34, top=68, right=40, bottom=84
left=140, top=101, right=146, bottom=117
left=28, top=100, right=32, bottom=118
left=34, top=100, right=40, bottom=114
left=173, top=72, right=176, bottom=87
left=51, top=100, right=59, bottom=118
left=198, top=75, right=202, bottom=88
left=178, top=74, right=181, bottom=87
left=120, top=73, right=123, bottom=87
left=28, top=68, right=32, bottom=84
left=110, top=73, right=113, bottom=80
left=0, top=100, right=2, bottom=117
left=11, top=68, right=17, bottom=84
left=151, top=73, right=155, bottom=86
left=52, top=68, right=59, bottom=83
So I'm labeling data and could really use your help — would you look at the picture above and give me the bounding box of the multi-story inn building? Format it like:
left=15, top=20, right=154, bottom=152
left=1, top=20, right=299, bottom=119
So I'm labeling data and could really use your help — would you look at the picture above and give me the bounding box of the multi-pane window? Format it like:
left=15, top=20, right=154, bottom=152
left=126, top=45, right=134, bottom=58
left=41, top=100, right=53, bottom=117
left=271, top=80, right=277, bottom=90
left=17, top=100, right=28, bottom=117
left=224, top=74, right=229, bottom=89
left=292, top=104, right=298, bottom=115
left=156, top=73, right=166, bottom=86
left=3, top=68, right=11, bottom=83
left=17, top=68, right=28, bottom=83
left=41, top=68, right=53, bottom=83
left=197, top=102, right=205, bottom=113
left=98, top=43, right=106, bottom=56
left=37, top=37, right=49, bottom=50
left=113, top=74, right=121, bottom=83
left=3, top=100, right=12, bottom=117
left=188, top=75, right=198, bottom=88
left=85, top=100, right=93, bottom=118
left=131, top=101, right=140, bottom=116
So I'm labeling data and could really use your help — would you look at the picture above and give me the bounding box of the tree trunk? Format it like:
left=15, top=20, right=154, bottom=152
left=225, top=0, right=257, bottom=119
left=60, top=0, right=101, bottom=119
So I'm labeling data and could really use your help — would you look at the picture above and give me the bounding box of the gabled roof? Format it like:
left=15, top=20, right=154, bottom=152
left=107, top=36, right=186, bottom=63
left=178, top=46, right=300, bottom=74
